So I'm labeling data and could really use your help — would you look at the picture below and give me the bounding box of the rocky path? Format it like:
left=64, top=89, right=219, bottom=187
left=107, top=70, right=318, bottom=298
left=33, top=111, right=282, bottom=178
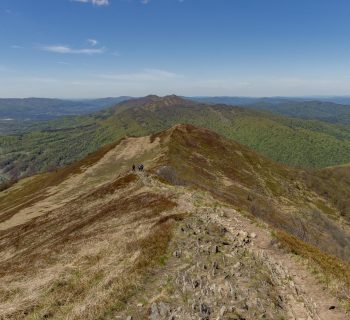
left=116, top=173, right=349, bottom=320
left=212, top=208, right=348, bottom=320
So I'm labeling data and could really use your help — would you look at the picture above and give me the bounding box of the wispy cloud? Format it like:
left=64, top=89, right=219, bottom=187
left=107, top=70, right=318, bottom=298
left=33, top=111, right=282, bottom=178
left=11, top=45, right=24, bottom=49
left=87, top=38, right=98, bottom=46
left=141, top=0, right=150, bottom=4
left=71, top=0, right=110, bottom=6
left=99, top=68, right=178, bottom=81
left=41, top=45, right=105, bottom=55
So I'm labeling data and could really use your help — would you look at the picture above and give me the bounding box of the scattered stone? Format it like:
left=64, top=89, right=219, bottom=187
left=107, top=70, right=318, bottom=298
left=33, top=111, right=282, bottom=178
left=219, top=306, right=227, bottom=316
left=233, top=262, right=241, bottom=269
left=149, top=302, right=171, bottom=320
left=250, top=232, right=257, bottom=239
left=199, top=303, right=211, bottom=320
left=238, top=230, right=248, bottom=238
left=329, top=305, right=336, bottom=310
left=136, top=303, right=143, bottom=308
left=193, top=279, right=200, bottom=289
left=219, top=211, right=227, bottom=218
left=212, top=245, right=220, bottom=254
left=126, top=316, right=133, bottom=320
left=220, top=227, right=228, bottom=234
left=173, top=250, right=181, bottom=258
left=243, top=237, right=250, bottom=244
left=228, top=306, right=236, bottom=313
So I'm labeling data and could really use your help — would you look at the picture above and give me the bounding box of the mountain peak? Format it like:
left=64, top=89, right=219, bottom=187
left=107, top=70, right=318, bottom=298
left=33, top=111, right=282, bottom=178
left=143, top=94, right=193, bottom=105
left=115, top=94, right=196, bottom=111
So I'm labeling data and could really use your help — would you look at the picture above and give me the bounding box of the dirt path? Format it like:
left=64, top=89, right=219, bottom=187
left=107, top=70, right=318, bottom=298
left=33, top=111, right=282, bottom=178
left=212, top=207, right=349, bottom=320
left=117, top=173, right=350, bottom=319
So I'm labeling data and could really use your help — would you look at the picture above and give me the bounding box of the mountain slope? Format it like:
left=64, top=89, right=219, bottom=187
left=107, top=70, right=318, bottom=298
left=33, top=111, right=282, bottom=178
left=0, top=125, right=349, bottom=319
left=2, top=95, right=350, bottom=183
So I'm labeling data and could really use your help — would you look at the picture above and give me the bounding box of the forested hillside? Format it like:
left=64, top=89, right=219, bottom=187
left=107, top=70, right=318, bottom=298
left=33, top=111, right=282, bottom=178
left=2, top=95, right=350, bottom=182
left=0, top=97, right=131, bottom=122
left=192, top=97, right=350, bottom=125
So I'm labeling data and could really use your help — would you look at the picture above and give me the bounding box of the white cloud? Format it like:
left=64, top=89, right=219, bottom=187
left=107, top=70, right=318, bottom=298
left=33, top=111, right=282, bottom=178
left=71, top=0, right=110, bottom=6
left=99, top=68, right=178, bottom=81
left=141, top=0, right=150, bottom=4
left=41, top=45, right=105, bottom=55
left=88, top=39, right=98, bottom=46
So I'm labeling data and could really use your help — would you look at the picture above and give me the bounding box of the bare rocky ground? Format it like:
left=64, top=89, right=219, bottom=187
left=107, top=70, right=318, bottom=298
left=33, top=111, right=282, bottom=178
left=115, top=172, right=349, bottom=320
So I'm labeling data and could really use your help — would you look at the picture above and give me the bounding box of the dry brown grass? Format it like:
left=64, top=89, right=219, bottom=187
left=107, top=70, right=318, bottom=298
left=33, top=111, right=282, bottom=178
left=0, top=139, right=122, bottom=223
left=0, top=163, right=179, bottom=320
left=303, top=166, right=350, bottom=221
left=276, top=230, right=350, bottom=302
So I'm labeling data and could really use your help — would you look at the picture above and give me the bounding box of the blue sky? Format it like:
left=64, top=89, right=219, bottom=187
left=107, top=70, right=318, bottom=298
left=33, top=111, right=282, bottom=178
left=1, top=0, right=350, bottom=98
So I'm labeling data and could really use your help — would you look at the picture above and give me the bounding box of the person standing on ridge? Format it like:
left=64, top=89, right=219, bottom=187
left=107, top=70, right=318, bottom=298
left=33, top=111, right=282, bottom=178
left=132, top=164, right=136, bottom=171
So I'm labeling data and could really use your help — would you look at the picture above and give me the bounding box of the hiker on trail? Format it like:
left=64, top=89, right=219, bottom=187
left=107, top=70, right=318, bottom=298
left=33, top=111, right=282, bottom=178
left=138, top=164, right=144, bottom=172
left=132, top=164, right=136, bottom=171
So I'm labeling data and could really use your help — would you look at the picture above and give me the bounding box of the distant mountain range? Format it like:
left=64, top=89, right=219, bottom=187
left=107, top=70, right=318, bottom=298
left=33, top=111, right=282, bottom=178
left=1, top=96, right=350, bottom=127
left=0, top=97, right=132, bottom=121
left=191, top=97, right=350, bottom=125
left=2, top=95, right=350, bottom=182
left=192, top=95, right=350, bottom=105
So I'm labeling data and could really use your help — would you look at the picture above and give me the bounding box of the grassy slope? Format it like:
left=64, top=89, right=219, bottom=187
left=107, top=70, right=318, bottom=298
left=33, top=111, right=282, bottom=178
left=0, top=139, right=121, bottom=222
left=305, top=164, right=350, bottom=219
left=2, top=96, right=350, bottom=182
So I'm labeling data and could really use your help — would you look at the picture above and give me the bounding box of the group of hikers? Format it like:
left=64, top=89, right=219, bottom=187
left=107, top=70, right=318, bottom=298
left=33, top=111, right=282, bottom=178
left=132, top=164, right=144, bottom=172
